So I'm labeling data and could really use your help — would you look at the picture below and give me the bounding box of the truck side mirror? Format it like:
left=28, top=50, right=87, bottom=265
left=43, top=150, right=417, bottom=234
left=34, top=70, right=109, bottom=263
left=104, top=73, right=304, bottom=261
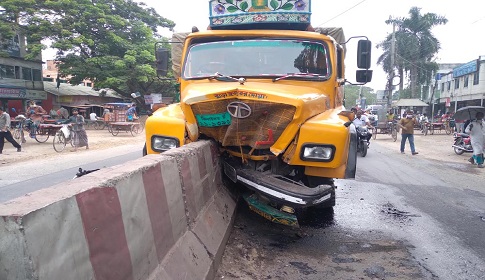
left=357, top=40, right=371, bottom=69
left=356, top=70, right=373, bottom=83
left=156, top=48, right=170, bottom=76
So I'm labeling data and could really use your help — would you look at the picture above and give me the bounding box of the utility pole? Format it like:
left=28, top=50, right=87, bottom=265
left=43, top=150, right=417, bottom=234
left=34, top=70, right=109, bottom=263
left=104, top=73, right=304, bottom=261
left=387, top=22, right=396, bottom=108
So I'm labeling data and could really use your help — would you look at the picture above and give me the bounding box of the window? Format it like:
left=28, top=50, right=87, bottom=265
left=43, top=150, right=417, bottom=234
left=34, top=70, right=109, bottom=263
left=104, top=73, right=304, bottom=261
left=22, top=67, right=32, bottom=81
left=32, top=69, right=42, bottom=81
left=447, top=81, right=451, bottom=91
left=473, top=71, right=479, bottom=85
left=441, top=82, right=444, bottom=91
left=1, top=65, right=15, bottom=78
left=183, top=39, right=331, bottom=79
left=464, top=76, right=469, bottom=88
left=454, top=78, right=459, bottom=89
left=15, top=66, right=20, bottom=79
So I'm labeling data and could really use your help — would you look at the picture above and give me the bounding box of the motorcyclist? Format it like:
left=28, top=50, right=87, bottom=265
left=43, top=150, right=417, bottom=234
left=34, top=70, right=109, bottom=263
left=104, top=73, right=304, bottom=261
left=352, top=109, right=373, bottom=143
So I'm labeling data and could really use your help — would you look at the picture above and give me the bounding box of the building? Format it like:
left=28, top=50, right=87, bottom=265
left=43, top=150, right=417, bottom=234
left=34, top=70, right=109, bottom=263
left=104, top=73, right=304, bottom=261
left=432, top=57, right=485, bottom=115
left=43, top=60, right=94, bottom=88
left=0, top=33, right=46, bottom=115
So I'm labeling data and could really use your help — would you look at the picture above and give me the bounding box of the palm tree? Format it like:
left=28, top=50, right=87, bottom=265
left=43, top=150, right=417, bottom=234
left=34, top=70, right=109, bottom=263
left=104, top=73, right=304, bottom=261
left=377, top=7, right=447, bottom=98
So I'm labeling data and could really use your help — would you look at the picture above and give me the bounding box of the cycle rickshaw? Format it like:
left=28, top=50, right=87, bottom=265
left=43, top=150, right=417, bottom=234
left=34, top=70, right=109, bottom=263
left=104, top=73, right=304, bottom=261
left=371, top=120, right=398, bottom=141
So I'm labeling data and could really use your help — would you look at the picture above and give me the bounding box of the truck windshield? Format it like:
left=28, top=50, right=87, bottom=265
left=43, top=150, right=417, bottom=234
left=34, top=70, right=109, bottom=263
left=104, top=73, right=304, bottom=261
left=183, top=39, right=331, bottom=80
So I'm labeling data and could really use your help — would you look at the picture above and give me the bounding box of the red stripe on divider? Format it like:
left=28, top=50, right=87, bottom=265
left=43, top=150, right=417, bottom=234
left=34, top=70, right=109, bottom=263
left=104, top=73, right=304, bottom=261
left=76, top=188, right=134, bottom=280
left=142, top=165, right=175, bottom=262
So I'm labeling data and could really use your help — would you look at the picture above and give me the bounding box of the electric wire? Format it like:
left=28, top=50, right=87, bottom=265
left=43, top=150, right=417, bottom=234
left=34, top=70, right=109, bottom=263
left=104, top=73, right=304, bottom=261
left=316, top=0, right=368, bottom=26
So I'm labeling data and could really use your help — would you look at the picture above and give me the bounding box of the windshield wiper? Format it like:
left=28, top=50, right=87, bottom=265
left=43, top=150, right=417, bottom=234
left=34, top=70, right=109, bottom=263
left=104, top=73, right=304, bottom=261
left=273, top=73, right=325, bottom=82
left=209, top=72, right=246, bottom=84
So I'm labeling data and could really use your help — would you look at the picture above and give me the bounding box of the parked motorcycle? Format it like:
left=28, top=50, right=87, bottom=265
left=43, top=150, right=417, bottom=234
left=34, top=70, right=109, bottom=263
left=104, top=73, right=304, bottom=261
left=452, top=132, right=473, bottom=155
left=356, top=126, right=370, bottom=157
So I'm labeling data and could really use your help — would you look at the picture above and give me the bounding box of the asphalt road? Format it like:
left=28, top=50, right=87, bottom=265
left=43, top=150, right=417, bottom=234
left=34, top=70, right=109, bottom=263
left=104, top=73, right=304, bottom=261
left=216, top=140, right=485, bottom=280
left=0, top=144, right=142, bottom=203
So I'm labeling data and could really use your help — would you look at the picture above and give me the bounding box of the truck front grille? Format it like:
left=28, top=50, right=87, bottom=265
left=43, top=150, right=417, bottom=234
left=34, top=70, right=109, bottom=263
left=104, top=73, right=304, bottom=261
left=191, top=99, right=296, bottom=149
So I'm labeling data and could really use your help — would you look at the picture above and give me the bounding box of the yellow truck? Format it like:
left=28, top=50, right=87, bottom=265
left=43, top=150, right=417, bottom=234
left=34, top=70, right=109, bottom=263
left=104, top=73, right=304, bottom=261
left=145, top=0, right=372, bottom=226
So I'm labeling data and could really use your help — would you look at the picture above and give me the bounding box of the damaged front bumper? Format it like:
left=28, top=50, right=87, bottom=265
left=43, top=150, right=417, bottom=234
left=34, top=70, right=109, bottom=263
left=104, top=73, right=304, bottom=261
left=223, top=160, right=334, bottom=208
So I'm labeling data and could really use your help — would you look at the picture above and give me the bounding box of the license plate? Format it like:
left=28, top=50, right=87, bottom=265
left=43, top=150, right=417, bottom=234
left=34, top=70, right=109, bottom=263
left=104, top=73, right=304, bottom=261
left=196, top=112, right=231, bottom=127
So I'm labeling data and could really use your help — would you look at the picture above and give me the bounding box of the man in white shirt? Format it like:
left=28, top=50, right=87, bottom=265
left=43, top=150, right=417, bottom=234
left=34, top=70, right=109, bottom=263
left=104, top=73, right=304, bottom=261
left=0, top=107, right=22, bottom=154
left=353, top=109, right=373, bottom=142
left=89, top=112, right=99, bottom=121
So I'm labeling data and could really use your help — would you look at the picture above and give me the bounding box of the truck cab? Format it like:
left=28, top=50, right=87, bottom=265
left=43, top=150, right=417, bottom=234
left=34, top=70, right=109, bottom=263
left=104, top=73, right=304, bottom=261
left=145, top=0, right=372, bottom=226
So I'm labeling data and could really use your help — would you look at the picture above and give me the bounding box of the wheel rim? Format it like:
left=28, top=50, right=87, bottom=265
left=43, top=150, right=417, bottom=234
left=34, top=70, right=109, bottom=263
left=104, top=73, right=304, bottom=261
left=53, top=132, right=66, bottom=152
left=35, top=128, right=50, bottom=143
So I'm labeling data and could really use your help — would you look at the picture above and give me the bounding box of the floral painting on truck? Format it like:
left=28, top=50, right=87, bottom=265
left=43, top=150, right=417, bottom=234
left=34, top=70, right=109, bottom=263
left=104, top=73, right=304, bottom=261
left=209, top=0, right=311, bottom=28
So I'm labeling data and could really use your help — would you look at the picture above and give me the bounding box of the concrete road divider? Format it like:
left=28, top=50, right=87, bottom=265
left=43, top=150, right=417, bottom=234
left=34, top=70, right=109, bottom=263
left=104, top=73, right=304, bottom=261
left=0, top=140, right=236, bottom=280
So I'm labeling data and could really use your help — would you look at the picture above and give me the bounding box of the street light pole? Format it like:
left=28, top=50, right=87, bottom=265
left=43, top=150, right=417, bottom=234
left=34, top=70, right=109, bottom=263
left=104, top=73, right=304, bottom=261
left=387, top=22, right=396, bottom=109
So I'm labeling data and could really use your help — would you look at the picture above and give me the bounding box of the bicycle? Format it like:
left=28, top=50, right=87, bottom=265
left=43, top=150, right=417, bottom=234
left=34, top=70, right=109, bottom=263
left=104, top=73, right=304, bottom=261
left=53, top=124, right=73, bottom=152
left=24, top=119, right=50, bottom=143
left=12, top=116, right=27, bottom=143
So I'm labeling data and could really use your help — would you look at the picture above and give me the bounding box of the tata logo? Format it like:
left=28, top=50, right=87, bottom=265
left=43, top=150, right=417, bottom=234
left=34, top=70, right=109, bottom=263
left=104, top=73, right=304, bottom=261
left=227, top=102, right=251, bottom=119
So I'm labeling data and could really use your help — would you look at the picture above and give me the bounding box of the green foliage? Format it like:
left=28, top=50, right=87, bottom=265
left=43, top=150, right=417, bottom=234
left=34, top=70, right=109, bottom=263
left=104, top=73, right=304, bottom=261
left=1, top=0, right=178, bottom=101
left=344, top=85, right=376, bottom=108
left=377, top=7, right=447, bottom=98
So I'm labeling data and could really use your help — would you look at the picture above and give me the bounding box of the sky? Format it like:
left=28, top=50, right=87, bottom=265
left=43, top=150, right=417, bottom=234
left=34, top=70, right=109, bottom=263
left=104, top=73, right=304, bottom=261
left=44, top=0, right=485, bottom=92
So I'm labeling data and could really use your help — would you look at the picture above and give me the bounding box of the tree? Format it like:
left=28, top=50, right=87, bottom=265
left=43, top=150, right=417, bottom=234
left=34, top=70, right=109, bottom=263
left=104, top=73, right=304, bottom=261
left=0, top=0, right=177, bottom=101
left=344, top=85, right=375, bottom=108
left=377, top=7, right=447, bottom=98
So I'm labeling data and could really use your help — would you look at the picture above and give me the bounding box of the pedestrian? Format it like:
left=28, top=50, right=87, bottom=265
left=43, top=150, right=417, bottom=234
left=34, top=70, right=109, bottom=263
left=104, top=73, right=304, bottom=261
left=64, top=108, right=89, bottom=151
left=397, top=110, right=418, bottom=155
left=0, top=107, right=22, bottom=154
left=89, top=111, right=99, bottom=121
left=126, top=104, right=137, bottom=122
left=464, top=112, right=485, bottom=168
left=26, top=101, right=47, bottom=138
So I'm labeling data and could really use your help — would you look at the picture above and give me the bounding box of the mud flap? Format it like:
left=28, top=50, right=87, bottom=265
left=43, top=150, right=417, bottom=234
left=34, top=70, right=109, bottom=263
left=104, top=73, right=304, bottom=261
left=243, top=194, right=299, bottom=227
left=344, top=125, right=357, bottom=179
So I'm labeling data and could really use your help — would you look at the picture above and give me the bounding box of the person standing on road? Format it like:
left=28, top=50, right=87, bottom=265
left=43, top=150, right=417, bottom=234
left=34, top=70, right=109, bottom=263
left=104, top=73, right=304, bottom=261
left=464, top=112, right=485, bottom=168
left=397, top=110, right=418, bottom=155
left=126, top=104, right=137, bottom=122
left=0, top=107, right=22, bottom=154
left=64, top=108, right=89, bottom=151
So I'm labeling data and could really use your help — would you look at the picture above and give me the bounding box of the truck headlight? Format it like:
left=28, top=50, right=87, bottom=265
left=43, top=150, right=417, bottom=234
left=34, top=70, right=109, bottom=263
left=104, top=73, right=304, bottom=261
left=300, top=144, right=335, bottom=162
left=151, top=135, right=180, bottom=152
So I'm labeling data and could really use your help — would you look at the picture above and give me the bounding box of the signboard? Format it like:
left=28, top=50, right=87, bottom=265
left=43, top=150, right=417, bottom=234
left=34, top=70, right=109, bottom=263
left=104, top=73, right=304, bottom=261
left=59, top=96, right=73, bottom=103
left=151, top=94, right=162, bottom=104
left=26, top=90, right=47, bottom=100
left=445, top=97, right=451, bottom=107
left=453, top=60, right=478, bottom=78
left=0, top=87, right=27, bottom=98
left=143, top=94, right=153, bottom=104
